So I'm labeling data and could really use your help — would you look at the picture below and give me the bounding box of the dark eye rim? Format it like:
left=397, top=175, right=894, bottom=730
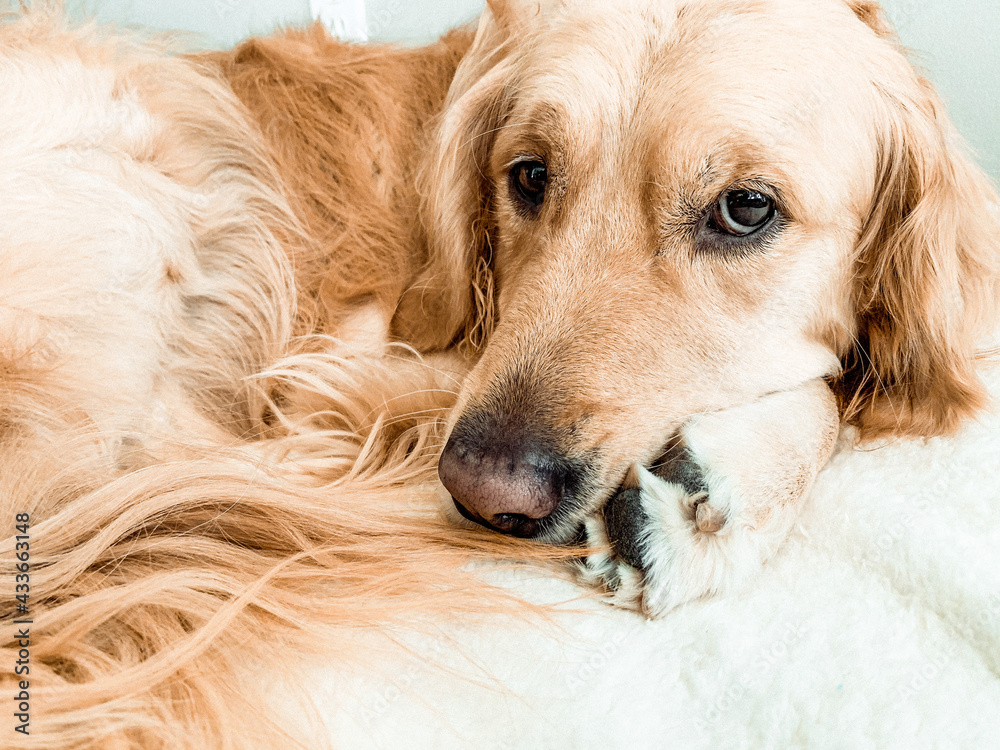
left=696, top=184, right=784, bottom=255
left=509, top=159, right=548, bottom=211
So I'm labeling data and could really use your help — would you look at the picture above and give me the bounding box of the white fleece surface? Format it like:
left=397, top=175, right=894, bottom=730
left=292, top=359, right=1000, bottom=750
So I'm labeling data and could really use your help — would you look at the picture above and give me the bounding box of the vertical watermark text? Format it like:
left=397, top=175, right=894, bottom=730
left=12, top=513, right=31, bottom=737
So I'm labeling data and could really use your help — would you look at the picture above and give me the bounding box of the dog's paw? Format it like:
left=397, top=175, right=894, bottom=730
left=579, top=443, right=743, bottom=617
left=579, top=381, right=840, bottom=617
left=579, top=487, right=649, bottom=611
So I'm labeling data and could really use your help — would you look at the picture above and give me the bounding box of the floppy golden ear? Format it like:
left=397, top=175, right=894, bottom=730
left=391, top=7, right=516, bottom=352
left=835, top=77, right=1000, bottom=438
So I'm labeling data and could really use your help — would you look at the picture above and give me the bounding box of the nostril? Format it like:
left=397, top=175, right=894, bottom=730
left=491, top=513, right=539, bottom=537
left=491, top=512, right=522, bottom=531
left=452, top=499, right=540, bottom=538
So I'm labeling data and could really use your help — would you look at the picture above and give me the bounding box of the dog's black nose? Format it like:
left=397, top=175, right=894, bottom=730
left=438, top=423, right=573, bottom=538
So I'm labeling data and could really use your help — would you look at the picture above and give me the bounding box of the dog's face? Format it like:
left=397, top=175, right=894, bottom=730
left=401, top=0, right=998, bottom=542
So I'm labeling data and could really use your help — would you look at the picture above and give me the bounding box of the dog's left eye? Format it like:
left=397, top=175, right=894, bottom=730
left=708, top=190, right=775, bottom=236
left=511, top=160, right=548, bottom=208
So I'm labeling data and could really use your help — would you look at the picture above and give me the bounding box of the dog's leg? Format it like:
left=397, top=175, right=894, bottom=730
left=582, top=378, right=840, bottom=617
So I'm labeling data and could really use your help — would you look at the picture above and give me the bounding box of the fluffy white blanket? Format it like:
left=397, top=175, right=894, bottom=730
left=279, top=357, right=1000, bottom=749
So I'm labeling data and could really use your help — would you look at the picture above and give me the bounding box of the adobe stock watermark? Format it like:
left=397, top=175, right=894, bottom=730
left=887, top=0, right=929, bottom=32
left=214, top=0, right=239, bottom=21
left=367, top=0, right=403, bottom=39
left=11, top=513, right=32, bottom=737
left=852, top=453, right=963, bottom=574
left=974, top=591, right=1000, bottom=632
left=565, top=629, right=628, bottom=694
left=890, top=638, right=958, bottom=707
left=856, top=494, right=935, bottom=572
left=358, top=633, right=447, bottom=725
left=697, top=619, right=809, bottom=730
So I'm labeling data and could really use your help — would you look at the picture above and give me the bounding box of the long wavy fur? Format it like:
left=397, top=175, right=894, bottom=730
left=0, top=7, right=560, bottom=748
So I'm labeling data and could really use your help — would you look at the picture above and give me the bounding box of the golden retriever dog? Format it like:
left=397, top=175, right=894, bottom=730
left=1, top=0, right=997, bottom=746
left=215, top=0, right=998, bottom=613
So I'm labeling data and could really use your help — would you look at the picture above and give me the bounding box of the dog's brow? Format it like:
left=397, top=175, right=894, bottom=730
left=461, top=119, right=545, bottom=150
left=696, top=155, right=717, bottom=186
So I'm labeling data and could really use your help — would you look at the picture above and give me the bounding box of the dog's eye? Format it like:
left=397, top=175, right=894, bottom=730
left=709, top=190, right=775, bottom=236
left=511, top=160, right=548, bottom=208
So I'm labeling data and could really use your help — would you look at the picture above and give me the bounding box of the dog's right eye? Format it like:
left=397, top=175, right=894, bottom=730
left=510, top=160, right=548, bottom=209
left=708, top=190, right=775, bottom=236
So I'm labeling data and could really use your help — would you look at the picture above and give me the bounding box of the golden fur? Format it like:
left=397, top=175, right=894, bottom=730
left=0, top=8, right=544, bottom=749
left=207, top=25, right=475, bottom=340
left=1, top=0, right=998, bottom=746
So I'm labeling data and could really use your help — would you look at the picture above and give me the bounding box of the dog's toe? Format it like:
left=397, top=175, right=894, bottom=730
left=694, top=498, right=726, bottom=533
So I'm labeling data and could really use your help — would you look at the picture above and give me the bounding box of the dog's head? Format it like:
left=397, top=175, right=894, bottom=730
left=395, top=0, right=999, bottom=541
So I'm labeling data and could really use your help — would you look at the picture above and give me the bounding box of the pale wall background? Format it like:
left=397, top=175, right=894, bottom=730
left=66, top=0, right=998, bottom=181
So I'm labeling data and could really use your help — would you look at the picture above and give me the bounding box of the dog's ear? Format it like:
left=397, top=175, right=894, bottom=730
left=843, top=0, right=896, bottom=39
left=834, top=74, right=999, bottom=438
left=486, top=0, right=556, bottom=33
left=486, top=0, right=519, bottom=33
left=391, top=5, right=518, bottom=351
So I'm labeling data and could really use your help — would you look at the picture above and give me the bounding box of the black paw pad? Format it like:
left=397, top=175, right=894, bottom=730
left=651, top=441, right=708, bottom=497
left=603, top=487, right=651, bottom=572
